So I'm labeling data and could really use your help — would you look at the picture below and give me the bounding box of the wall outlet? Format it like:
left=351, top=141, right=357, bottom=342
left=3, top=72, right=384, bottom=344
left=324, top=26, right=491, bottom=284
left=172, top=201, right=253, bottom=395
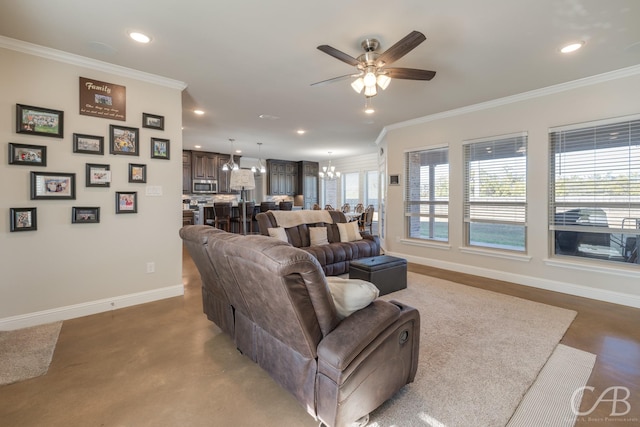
left=146, top=262, right=155, bottom=273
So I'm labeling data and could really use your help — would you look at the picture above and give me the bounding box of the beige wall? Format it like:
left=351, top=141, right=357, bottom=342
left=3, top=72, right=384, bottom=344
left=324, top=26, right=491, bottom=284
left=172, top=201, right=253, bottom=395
left=380, top=68, right=640, bottom=308
left=0, top=44, right=185, bottom=328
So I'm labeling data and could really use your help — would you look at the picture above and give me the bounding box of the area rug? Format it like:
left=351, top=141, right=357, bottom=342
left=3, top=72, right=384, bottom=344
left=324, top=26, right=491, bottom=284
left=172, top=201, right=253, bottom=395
left=370, top=272, right=580, bottom=427
left=0, top=321, right=62, bottom=386
left=507, top=344, right=596, bottom=427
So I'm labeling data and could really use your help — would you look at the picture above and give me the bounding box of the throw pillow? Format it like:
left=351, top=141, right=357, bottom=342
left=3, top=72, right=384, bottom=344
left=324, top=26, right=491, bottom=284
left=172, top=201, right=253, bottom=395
left=337, top=221, right=363, bottom=242
left=267, top=227, right=288, bottom=242
left=309, top=227, right=329, bottom=246
left=326, top=277, right=379, bottom=320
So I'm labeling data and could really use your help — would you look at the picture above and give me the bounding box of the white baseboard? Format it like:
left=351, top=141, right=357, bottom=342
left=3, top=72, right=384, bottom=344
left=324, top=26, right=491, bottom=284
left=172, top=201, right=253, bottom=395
left=389, top=251, right=640, bottom=309
left=0, top=284, right=184, bottom=331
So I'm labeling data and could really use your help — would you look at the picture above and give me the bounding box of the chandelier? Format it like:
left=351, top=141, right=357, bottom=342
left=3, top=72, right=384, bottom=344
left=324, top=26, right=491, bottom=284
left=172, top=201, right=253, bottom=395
left=319, top=153, right=341, bottom=181
left=221, top=138, right=239, bottom=171
left=250, top=142, right=267, bottom=174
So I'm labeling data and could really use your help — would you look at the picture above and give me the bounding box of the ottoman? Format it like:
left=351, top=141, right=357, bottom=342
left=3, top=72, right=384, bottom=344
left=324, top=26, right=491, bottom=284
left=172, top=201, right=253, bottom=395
left=349, top=255, right=407, bottom=296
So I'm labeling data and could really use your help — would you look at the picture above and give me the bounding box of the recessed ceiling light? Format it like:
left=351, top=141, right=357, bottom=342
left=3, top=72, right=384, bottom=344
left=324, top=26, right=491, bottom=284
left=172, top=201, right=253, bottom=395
left=194, top=110, right=205, bottom=115
left=235, top=149, right=242, bottom=154
left=560, top=41, right=584, bottom=54
left=129, top=32, right=151, bottom=44
left=259, top=114, right=280, bottom=120
left=194, top=145, right=201, bottom=149
left=297, top=129, right=306, bottom=135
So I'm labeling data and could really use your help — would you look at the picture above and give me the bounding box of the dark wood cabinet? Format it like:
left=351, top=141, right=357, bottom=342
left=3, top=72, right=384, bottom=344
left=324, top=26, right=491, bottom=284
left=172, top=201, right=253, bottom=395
left=182, top=210, right=194, bottom=226
left=191, top=151, right=218, bottom=180
left=298, top=161, right=319, bottom=209
left=182, top=151, right=192, bottom=194
left=217, top=154, right=233, bottom=193
left=267, top=159, right=298, bottom=196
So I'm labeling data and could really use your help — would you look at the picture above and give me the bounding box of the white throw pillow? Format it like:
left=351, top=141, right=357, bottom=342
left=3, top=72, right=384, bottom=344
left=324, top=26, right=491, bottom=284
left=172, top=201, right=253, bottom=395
left=326, top=277, right=379, bottom=320
left=267, top=227, right=288, bottom=242
left=309, top=227, right=329, bottom=246
left=337, top=221, right=363, bottom=242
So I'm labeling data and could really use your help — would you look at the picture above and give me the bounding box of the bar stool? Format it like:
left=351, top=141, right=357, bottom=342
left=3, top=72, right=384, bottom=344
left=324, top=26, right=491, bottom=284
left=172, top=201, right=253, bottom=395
left=279, top=201, right=293, bottom=211
left=232, top=202, right=255, bottom=234
left=213, top=202, right=231, bottom=232
left=260, top=201, right=277, bottom=212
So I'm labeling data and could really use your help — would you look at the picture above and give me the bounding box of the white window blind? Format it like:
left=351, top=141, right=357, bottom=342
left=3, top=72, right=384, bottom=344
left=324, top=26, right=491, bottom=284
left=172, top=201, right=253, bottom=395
left=549, top=117, right=640, bottom=264
left=404, top=147, right=449, bottom=241
left=463, top=133, right=527, bottom=251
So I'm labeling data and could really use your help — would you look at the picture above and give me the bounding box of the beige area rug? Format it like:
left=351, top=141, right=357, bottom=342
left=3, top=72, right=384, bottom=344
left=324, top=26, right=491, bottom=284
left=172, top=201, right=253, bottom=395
left=370, top=272, right=582, bottom=427
left=0, top=321, right=62, bottom=386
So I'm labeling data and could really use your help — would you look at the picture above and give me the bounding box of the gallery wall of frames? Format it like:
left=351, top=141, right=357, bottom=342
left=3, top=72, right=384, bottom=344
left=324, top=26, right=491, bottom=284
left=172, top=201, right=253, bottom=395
left=8, top=83, right=170, bottom=232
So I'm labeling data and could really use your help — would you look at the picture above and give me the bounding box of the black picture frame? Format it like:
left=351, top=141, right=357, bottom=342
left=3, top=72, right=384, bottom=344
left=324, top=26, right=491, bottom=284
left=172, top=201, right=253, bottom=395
left=85, top=163, right=111, bottom=187
left=142, top=113, right=164, bottom=130
left=150, top=138, right=170, bottom=160
left=72, top=207, right=100, bottom=224
left=109, top=124, right=139, bottom=156
left=10, top=207, right=37, bottom=232
left=8, top=143, right=47, bottom=166
left=116, top=191, right=137, bottom=214
left=31, top=171, right=76, bottom=200
left=128, top=163, right=147, bottom=183
left=73, top=133, right=104, bottom=155
left=16, top=104, right=64, bottom=138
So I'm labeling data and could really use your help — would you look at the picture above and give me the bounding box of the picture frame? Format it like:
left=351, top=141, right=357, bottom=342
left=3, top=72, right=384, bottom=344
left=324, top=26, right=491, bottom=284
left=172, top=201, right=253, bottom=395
left=73, top=133, right=104, bottom=155
left=109, top=124, right=139, bottom=156
left=16, top=104, right=64, bottom=138
left=72, top=207, right=100, bottom=224
left=8, top=143, right=47, bottom=166
left=128, top=163, right=147, bottom=183
left=10, top=207, right=37, bottom=232
left=150, top=138, right=170, bottom=160
left=85, top=163, right=111, bottom=187
left=116, top=191, right=137, bottom=214
left=31, top=172, right=76, bottom=200
left=142, top=113, right=164, bottom=130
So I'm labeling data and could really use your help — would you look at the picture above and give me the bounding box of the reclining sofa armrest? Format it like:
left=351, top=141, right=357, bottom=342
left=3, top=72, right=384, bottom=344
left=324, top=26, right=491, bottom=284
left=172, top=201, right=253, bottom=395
left=317, top=300, right=405, bottom=371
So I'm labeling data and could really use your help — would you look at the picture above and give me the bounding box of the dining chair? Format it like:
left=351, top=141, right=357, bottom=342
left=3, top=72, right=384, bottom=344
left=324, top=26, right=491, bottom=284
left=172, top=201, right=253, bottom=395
left=354, top=203, right=365, bottom=214
left=359, top=205, right=374, bottom=234
left=312, top=203, right=321, bottom=210
left=341, top=203, right=351, bottom=213
left=260, top=201, right=277, bottom=212
left=232, top=201, right=255, bottom=234
left=324, top=204, right=334, bottom=210
left=279, top=201, right=293, bottom=211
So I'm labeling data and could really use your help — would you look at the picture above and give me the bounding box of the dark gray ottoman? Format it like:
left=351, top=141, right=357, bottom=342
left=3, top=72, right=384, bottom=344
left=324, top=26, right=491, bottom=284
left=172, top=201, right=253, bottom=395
left=349, top=255, right=407, bottom=296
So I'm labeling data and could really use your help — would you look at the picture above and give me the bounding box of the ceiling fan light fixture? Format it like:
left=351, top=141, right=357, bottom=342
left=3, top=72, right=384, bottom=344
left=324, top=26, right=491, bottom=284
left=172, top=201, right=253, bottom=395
left=376, top=74, right=391, bottom=90
left=351, top=78, right=365, bottom=93
left=364, top=96, right=375, bottom=114
left=363, top=70, right=377, bottom=87
left=364, top=85, right=377, bottom=97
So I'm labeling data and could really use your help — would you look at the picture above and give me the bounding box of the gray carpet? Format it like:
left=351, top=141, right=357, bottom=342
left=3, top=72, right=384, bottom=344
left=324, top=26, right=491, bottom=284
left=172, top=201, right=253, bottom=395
left=0, top=321, right=62, bottom=386
left=371, top=272, right=580, bottom=427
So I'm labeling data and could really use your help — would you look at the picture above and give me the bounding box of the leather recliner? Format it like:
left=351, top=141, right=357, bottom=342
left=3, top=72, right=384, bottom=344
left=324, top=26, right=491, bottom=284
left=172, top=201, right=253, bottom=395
left=180, top=225, right=420, bottom=427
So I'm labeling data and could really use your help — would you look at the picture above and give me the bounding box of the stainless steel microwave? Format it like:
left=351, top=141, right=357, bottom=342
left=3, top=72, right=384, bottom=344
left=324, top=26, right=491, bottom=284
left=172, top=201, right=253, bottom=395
left=192, top=179, right=217, bottom=194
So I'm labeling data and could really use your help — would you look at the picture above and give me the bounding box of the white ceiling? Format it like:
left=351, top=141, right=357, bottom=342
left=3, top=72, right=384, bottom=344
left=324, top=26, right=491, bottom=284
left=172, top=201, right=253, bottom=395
left=1, top=0, right=639, bottom=162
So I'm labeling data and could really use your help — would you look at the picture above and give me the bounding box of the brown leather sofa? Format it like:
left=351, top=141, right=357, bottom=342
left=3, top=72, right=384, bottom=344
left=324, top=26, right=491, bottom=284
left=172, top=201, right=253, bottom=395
left=180, top=225, right=420, bottom=427
left=256, top=210, right=380, bottom=276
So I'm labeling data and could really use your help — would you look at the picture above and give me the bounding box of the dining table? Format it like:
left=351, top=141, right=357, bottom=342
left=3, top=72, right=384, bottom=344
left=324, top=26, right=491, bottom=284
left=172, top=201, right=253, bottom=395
left=344, top=212, right=362, bottom=222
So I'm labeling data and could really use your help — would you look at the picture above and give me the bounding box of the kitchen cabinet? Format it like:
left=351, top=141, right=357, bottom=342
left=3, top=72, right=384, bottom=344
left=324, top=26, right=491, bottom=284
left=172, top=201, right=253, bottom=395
left=182, top=210, right=194, bottom=226
left=298, top=161, right=319, bottom=209
left=191, top=151, right=218, bottom=180
left=182, top=151, right=192, bottom=194
left=217, top=154, right=233, bottom=193
left=267, top=159, right=298, bottom=196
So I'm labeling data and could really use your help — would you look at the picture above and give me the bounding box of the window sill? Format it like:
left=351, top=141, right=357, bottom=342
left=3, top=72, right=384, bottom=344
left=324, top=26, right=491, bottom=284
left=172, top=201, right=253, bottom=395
left=459, top=246, right=532, bottom=262
left=544, top=257, right=640, bottom=278
left=399, top=238, right=451, bottom=251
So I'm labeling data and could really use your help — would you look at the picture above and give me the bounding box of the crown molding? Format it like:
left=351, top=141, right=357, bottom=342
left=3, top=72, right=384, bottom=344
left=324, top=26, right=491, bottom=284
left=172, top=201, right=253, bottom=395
left=384, top=64, right=640, bottom=132
left=0, top=35, right=187, bottom=90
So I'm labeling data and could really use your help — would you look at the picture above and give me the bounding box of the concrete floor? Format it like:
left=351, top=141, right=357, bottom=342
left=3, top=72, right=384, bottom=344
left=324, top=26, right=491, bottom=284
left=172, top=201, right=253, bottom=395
left=1, top=245, right=638, bottom=426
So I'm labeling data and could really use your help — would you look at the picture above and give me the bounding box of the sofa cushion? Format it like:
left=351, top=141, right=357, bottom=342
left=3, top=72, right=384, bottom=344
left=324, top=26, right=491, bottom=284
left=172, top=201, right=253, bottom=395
left=337, top=222, right=363, bottom=242
left=268, top=227, right=288, bottom=242
left=310, top=227, right=329, bottom=246
left=326, top=277, right=379, bottom=320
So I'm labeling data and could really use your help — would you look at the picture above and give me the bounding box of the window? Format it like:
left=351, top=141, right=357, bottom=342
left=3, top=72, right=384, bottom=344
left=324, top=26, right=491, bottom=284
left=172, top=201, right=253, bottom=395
left=464, top=133, right=527, bottom=251
left=343, top=172, right=359, bottom=206
left=549, top=117, right=640, bottom=265
left=405, top=147, right=449, bottom=241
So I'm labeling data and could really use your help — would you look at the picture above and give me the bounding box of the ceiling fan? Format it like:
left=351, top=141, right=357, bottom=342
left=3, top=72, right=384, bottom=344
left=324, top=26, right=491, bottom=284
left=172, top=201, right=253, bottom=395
left=312, top=30, right=436, bottom=98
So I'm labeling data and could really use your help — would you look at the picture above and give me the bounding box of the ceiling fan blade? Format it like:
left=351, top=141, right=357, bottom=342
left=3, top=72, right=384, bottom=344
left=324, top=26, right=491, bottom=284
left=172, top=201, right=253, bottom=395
left=310, top=73, right=361, bottom=86
left=376, top=30, right=426, bottom=67
left=317, top=45, right=360, bottom=67
left=383, top=67, right=436, bottom=81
